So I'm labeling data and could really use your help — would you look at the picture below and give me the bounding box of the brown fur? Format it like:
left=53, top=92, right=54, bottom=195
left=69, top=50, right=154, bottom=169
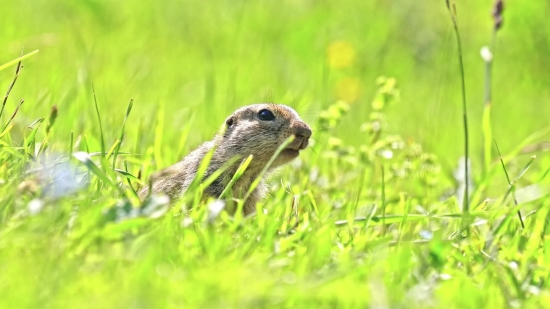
left=138, top=103, right=312, bottom=215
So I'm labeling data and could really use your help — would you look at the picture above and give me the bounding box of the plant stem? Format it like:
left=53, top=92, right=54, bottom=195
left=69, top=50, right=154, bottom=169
left=446, top=1, right=470, bottom=213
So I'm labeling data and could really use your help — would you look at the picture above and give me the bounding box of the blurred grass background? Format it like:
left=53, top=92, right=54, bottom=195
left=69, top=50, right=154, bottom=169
left=2, top=1, right=550, bottom=308
left=2, top=0, right=549, bottom=167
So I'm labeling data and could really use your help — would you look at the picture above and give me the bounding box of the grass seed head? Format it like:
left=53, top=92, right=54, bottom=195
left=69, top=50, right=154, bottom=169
left=492, top=0, right=504, bottom=30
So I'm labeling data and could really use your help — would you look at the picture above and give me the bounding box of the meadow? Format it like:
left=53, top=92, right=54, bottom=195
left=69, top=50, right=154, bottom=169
left=1, top=0, right=550, bottom=307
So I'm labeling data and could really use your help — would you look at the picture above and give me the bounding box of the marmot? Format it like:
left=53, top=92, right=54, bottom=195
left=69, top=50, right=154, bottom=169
left=138, top=103, right=312, bottom=215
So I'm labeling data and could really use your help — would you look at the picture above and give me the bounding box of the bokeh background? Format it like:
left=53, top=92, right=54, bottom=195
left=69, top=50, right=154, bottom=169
left=2, top=0, right=549, bottom=168
left=2, top=2, right=550, bottom=307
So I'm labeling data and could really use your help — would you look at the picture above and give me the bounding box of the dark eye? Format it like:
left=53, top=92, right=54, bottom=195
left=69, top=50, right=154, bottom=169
left=225, top=117, right=234, bottom=128
left=257, top=109, right=276, bottom=121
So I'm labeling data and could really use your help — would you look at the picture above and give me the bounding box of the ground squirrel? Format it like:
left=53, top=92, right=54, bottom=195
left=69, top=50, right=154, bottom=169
left=138, top=103, right=312, bottom=215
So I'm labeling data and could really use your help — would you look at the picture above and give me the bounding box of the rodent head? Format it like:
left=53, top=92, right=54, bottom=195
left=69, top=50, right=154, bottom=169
left=220, top=103, right=312, bottom=169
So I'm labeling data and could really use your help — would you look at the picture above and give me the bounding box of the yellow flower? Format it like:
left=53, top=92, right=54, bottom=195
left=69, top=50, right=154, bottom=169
left=327, top=41, right=356, bottom=69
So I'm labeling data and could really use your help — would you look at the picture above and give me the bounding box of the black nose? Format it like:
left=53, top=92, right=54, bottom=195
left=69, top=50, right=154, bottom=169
left=294, top=122, right=312, bottom=139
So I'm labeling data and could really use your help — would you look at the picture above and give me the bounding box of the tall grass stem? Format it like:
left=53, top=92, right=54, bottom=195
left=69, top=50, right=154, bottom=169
left=446, top=1, right=470, bottom=214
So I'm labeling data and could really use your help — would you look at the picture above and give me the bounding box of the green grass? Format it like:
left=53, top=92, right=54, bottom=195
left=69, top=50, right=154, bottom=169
left=2, top=0, right=550, bottom=307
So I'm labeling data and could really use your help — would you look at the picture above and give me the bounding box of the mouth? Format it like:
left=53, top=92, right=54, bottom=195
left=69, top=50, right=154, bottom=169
left=279, top=136, right=309, bottom=159
left=281, top=148, right=300, bottom=159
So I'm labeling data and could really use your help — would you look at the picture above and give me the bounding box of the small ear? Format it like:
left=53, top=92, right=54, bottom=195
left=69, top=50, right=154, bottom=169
left=225, top=116, right=234, bottom=128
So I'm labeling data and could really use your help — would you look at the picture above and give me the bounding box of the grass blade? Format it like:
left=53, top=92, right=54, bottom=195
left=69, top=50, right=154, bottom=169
left=73, top=151, right=125, bottom=196
left=0, top=50, right=39, bottom=72
left=112, top=99, right=134, bottom=169
left=381, top=164, right=386, bottom=230
left=496, top=148, right=536, bottom=229
left=219, top=155, right=253, bottom=200
left=242, top=136, right=293, bottom=203
left=1, top=51, right=24, bottom=120
left=2, top=99, right=24, bottom=134
left=69, top=131, right=74, bottom=158
left=91, top=82, right=106, bottom=159
left=335, top=211, right=491, bottom=227
left=446, top=0, right=470, bottom=214
left=123, top=160, right=139, bottom=199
